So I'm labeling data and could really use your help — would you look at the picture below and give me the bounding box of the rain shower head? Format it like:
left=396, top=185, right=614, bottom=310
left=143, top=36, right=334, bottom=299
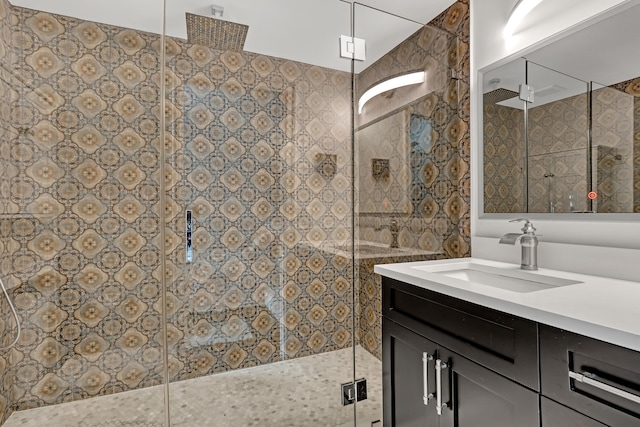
left=483, top=88, right=518, bottom=105
left=186, top=9, right=248, bottom=52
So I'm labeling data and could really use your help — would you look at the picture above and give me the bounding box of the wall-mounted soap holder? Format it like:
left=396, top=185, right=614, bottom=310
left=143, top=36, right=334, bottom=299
left=372, top=158, right=390, bottom=180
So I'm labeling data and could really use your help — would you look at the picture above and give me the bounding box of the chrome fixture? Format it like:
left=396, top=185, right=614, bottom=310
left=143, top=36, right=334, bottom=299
left=374, top=219, right=400, bottom=249
left=422, top=352, right=434, bottom=405
left=185, top=5, right=249, bottom=52
left=0, top=276, right=21, bottom=350
left=435, top=358, right=448, bottom=415
left=569, top=370, right=640, bottom=405
left=186, top=210, right=193, bottom=264
left=499, top=218, right=539, bottom=270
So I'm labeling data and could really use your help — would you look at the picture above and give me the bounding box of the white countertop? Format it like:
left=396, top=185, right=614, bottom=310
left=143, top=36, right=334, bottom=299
left=375, top=257, right=640, bottom=352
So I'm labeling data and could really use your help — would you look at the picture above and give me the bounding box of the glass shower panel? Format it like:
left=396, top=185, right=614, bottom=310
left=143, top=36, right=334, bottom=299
left=591, top=81, right=635, bottom=213
left=1, top=1, right=166, bottom=426
left=525, top=61, right=590, bottom=213
left=482, top=57, right=527, bottom=213
left=353, top=3, right=462, bottom=425
left=162, top=1, right=356, bottom=425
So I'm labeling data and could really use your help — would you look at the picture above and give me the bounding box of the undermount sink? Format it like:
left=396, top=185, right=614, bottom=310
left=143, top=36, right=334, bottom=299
left=412, top=262, right=583, bottom=293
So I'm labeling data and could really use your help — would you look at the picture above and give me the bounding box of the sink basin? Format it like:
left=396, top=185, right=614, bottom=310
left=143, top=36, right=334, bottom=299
left=412, top=262, right=583, bottom=293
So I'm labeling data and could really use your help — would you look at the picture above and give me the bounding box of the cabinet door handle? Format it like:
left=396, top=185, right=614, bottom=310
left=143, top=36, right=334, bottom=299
left=436, top=358, right=449, bottom=415
left=422, top=352, right=434, bottom=405
left=569, top=371, right=640, bottom=405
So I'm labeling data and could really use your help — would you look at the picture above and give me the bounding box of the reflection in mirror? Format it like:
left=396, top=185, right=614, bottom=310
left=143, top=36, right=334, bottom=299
left=482, top=1, right=640, bottom=215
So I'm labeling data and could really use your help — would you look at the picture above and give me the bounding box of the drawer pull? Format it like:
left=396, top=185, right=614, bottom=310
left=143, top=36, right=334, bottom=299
left=569, top=371, right=640, bottom=405
left=423, top=352, right=434, bottom=405
left=436, top=358, right=449, bottom=415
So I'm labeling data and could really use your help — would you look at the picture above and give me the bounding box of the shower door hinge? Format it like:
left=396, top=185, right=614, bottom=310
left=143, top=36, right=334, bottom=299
left=519, top=84, right=535, bottom=103
left=341, top=378, right=367, bottom=405
left=339, top=35, right=366, bottom=61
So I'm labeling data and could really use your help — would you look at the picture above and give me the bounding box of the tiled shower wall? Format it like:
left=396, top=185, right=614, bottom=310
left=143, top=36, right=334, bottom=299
left=483, top=104, right=525, bottom=213
left=0, top=0, right=15, bottom=421
left=484, top=85, right=639, bottom=213
left=2, top=3, right=353, bottom=417
left=0, top=0, right=471, bottom=422
left=354, top=0, right=471, bottom=360
left=484, top=94, right=590, bottom=213
left=162, top=39, right=354, bottom=377
left=611, top=77, right=640, bottom=213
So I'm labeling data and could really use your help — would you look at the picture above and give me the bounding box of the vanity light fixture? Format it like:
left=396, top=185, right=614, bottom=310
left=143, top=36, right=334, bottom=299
left=503, top=0, right=543, bottom=38
left=358, top=71, right=425, bottom=114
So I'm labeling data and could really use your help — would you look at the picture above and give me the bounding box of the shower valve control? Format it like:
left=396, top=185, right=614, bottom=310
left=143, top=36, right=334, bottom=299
left=186, top=210, right=193, bottom=264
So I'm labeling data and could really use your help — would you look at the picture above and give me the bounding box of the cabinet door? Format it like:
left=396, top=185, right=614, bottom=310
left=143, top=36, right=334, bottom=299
left=540, top=325, right=640, bottom=426
left=383, top=318, right=439, bottom=427
left=541, top=397, right=607, bottom=427
left=438, top=347, right=539, bottom=427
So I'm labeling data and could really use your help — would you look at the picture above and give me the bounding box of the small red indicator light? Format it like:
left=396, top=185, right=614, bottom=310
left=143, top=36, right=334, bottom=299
left=587, top=191, right=597, bottom=200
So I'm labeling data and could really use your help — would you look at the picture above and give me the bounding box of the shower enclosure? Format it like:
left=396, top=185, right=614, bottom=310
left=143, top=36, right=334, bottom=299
left=0, top=0, right=470, bottom=425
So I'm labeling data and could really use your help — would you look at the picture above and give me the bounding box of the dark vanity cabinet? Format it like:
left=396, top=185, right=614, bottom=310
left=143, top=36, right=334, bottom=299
left=382, top=278, right=539, bottom=426
left=382, top=277, right=640, bottom=427
left=540, top=325, right=640, bottom=426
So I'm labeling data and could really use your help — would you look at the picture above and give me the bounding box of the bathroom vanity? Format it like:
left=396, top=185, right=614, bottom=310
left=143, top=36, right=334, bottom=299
left=376, top=258, right=640, bottom=426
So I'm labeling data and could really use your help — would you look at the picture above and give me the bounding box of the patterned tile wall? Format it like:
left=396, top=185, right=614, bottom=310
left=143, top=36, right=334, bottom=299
left=485, top=84, right=639, bottom=214
left=0, top=0, right=471, bottom=420
left=611, top=78, right=640, bottom=213
left=528, top=94, right=590, bottom=213
left=7, top=6, right=168, bottom=414
left=353, top=1, right=470, bottom=360
left=591, top=86, right=634, bottom=213
left=162, top=37, right=354, bottom=378
left=484, top=94, right=590, bottom=213
left=483, top=104, right=525, bottom=213
left=3, top=3, right=353, bottom=415
left=0, top=0, right=15, bottom=422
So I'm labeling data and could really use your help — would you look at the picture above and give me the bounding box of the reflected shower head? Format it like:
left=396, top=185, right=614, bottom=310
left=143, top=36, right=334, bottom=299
left=483, top=88, right=518, bottom=105
left=186, top=11, right=248, bottom=52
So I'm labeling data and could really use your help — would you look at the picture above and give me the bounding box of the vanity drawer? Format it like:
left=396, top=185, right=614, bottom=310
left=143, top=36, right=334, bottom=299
left=382, top=277, right=539, bottom=390
left=540, top=325, right=640, bottom=426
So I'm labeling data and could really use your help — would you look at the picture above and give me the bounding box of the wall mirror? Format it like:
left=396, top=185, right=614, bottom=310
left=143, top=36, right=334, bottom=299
left=481, top=1, right=640, bottom=215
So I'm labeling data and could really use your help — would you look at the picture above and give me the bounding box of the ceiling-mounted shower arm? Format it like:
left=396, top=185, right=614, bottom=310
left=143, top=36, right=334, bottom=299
left=212, top=5, right=224, bottom=18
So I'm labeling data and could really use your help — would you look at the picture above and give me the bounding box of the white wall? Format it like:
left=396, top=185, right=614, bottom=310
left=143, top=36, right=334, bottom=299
left=470, top=0, right=640, bottom=266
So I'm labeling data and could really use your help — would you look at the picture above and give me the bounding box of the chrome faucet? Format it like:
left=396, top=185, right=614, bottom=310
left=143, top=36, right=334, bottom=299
left=499, top=219, right=538, bottom=270
left=375, top=219, right=400, bottom=248
left=389, top=219, right=399, bottom=249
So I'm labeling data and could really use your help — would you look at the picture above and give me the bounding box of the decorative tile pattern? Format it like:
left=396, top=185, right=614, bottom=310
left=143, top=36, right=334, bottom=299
left=353, top=1, right=470, bottom=360
left=0, top=1, right=471, bottom=424
left=611, top=78, right=640, bottom=212
left=483, top=104, right=526, bottom=213
left=486, top=77, right=639, bottom=214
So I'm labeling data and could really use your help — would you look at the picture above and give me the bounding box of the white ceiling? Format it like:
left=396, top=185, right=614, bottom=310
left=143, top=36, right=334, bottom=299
left=484, top=1, right=640, bottom=107
left=11, top=0, right=456, bottom=73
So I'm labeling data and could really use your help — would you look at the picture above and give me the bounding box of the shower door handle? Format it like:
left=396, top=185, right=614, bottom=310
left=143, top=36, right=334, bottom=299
left=186, top=210, right=193, bottom=263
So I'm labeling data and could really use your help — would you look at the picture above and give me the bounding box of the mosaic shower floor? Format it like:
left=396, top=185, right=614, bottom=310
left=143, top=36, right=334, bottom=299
left=5, top=346, right=382, bottom=427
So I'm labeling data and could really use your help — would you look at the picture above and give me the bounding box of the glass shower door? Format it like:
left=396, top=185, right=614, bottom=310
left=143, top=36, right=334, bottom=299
left=162, top=1, right=357, bottom=425
left=352, top=3, right=465, bottom=425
